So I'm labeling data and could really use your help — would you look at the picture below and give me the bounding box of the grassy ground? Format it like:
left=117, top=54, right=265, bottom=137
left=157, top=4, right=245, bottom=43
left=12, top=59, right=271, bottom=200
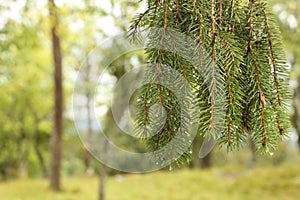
left=1, top=164, right=300, bottom=200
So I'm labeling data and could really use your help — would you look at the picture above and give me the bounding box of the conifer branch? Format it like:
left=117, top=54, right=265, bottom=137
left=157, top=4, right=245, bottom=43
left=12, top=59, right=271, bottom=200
left=163, top=0, right=168, bottom=28
left=219, top=0, right=223, bottom=25
left=198, top=16, right=203, bottom=70
left=219, top=35, right=236, bottom=65
left=272, top=101, right=284, bottom=135
left=130, top=0, right=290, bottom=165
left=175, top=0, right=179, bottom=27
left=209, top=0, right=216, bottom=129
left=156, top=129, right=163, bottom=149
left=248, top=0, right=267, bottom=146
left=143, top=82, right=153, bottom=130
left=168, top=120, right=174, bottom=160
left=225, top=63, right=232, bottom=145
left=230, top=0, right=236, bottom=33
left=193, top=0, right=197, bottom=10
left=263, top=9, right=281, bottom=106
left=151, top=0, right=159, bottom=26
left=167, top=30, right=188, bottom=85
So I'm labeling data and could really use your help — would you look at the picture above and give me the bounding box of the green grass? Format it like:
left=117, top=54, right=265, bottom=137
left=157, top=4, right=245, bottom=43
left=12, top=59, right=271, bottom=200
left=1, top=164, right=300, bottom=200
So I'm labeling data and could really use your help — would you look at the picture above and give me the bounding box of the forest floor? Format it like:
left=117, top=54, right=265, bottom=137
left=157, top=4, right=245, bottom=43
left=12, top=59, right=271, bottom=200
left=1, top=163, right=300, bottom=200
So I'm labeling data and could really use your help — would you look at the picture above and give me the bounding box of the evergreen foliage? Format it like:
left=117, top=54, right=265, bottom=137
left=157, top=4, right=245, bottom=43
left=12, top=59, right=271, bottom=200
left=129, top=0, right=290, bottom=165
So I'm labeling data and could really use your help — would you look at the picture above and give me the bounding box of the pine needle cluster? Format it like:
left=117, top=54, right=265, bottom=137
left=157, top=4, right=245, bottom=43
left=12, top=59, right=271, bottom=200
left=128, top=0, right=290, bottom=165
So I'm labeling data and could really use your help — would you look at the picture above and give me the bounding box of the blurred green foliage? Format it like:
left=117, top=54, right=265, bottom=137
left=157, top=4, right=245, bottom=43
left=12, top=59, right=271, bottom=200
left=0, top=0, right=299, bottom=182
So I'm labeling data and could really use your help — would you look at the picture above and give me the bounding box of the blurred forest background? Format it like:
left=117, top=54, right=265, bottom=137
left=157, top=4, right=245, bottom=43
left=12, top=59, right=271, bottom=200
left=0, top=0, right=300, bottom=200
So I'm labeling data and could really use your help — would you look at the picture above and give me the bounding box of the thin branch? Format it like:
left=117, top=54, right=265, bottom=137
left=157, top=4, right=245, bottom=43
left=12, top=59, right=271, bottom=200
left=209, top=0, right=216, bottom=129
left=263, top=9, right=282, bottom=106
left=143, top=82, right=153, bottom=130
left=248, top=0, right=267, bottom=146
left=199, top=15, right=203, bottom=70
left=175, top=0, right=179, bottom=27
left=163, top=0, right=168, bottom=28
left=167, top=30, right=189, bottom=85
left=219, top=0, right=223, bottom=25
left=272, top=101, right=284, bottom=135
left=219, top=35, right=236, bottom=65
left=168, top=120, right=174, bottom=160
left=151, top=0, right=160, bottom=26
left=225, top=63, right=233, bottom=145
left=231, top=0, right=236, bottom=33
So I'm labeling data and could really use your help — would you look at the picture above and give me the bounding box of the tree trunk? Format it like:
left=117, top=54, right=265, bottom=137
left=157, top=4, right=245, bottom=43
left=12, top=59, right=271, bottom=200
left=192, top=135, right=213, bottom=169
left=191, top=136, right=201, bottom=168
left=98, top=164, right=107, bottom=200
left=34, top=127, right=48, bottom=178
left=194, top=136, right=213, bottom=169
left=84, top=59, right=93, bottom=175
left=28, top=102, right=49, bottom=178
left=18, top=127, right=28, bottom=178
left=19, top=158, right=28, bottom=178
left=48, top=0, right=63, bottom=192
left=34, top=144, right=48, bottom=178
left=98, top=139, right=109, bottom=200
left=201, top=152, right=212, bottom=169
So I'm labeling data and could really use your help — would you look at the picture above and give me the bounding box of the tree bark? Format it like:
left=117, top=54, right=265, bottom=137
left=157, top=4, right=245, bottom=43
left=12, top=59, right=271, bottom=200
left=84, top=58, right=93, bottom=175
left=18, top=127, right=28, bottom=178
left=191, top=136, right=201, bottom=168
left=193, top=136, right=213, bottom=169
left=84, top=96, right=92, bottom=173
left=48, top=0, right=63, bottom=192
left=98, top=138, right=109, bottom=200
left=34, top=127, right=48, bottom=178
left=201, top=152, right=212, bottom=169
left=99, top=164, right=107, bottom=200
left=29, top=103, right=49, bottom=178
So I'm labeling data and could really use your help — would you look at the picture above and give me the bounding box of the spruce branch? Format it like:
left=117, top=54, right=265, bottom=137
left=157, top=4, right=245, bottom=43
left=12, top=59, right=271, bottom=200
left=129, top=0, right=291, bottom=166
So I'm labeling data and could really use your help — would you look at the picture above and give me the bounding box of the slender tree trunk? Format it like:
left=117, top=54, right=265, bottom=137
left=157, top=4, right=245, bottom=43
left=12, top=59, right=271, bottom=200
left=18, top=127, right=28, bottom=178
left=192, top=136, right=202, bottom=168
left=84, top=149, right=93, bottom=175
left=85, top=92, right=93, bottom=175
left=98, top=139, right=109, bottom=200
left=191, top=134, right=213, bottom=169
left=201, top=152, right=212, bottom=169
left=34, top=127, right=48, bottom=178
left=48, top=0, right=63, bottom=191
left=98, top=108, right=118, bottom=200
left=34, top=144, right=48, bottom=177
left=99, top=164, right=107, bottom=200
left=84, top=59, right=93, bottom=175
left=19, top=158, right=28, bottom=178
left=29, top=104, right=49, bottom=178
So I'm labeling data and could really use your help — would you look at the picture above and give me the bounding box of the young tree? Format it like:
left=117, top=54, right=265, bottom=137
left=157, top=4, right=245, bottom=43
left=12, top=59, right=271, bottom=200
left=129, top=0, right=290, bottom=166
